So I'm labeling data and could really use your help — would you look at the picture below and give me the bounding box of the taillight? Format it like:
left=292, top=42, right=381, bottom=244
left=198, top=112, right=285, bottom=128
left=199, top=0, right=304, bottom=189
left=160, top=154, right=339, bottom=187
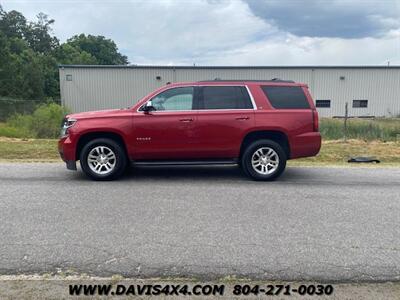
left=312, top=109, right=319, bottom=132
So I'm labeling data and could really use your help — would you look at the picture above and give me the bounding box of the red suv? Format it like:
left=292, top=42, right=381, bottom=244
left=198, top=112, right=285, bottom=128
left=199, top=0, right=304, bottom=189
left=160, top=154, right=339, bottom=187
left=59, top=79, right=321, bottom=181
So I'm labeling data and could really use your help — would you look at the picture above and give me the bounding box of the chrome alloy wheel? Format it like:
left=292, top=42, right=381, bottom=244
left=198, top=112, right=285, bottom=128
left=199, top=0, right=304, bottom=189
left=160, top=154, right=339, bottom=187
left=87, top=146, right=116, bottom=175
left=251, top=147, right=279, bottom=175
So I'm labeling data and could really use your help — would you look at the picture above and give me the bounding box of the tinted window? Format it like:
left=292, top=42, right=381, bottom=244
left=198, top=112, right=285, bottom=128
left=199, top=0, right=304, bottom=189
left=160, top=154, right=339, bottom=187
left=150, top=87, right=194, bottom=111
left=353, top=100, right=368, bottom=108
left=200, top=86, right=253, bottom=110
left=316, top=100, right=331, bottom=108
left=261, top=86, right=310, bottom=109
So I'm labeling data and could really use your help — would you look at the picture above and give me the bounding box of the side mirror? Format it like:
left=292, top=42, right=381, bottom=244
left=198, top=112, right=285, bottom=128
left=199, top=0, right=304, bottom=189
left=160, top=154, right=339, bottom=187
left=143, top=100, right=156, bottom=113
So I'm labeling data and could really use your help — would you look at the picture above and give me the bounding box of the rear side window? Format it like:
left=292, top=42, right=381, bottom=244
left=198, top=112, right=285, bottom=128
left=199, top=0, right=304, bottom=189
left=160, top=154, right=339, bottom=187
left=261, top=86, right=310, bottom=109
left=199, top=86, right=253, bottom=109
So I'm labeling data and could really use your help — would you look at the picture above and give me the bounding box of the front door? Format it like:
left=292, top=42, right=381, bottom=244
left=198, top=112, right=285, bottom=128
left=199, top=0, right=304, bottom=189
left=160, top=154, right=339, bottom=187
left=132, top=86, right=198, bottom=160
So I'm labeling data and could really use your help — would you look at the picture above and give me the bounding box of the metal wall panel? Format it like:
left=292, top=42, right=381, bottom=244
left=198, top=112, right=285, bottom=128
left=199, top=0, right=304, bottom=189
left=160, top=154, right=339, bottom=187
left=60, top=67, right=175, bottom=112
left=59, top=66, right=400, bottom=117
left=311, top=68, right=400, bottom=117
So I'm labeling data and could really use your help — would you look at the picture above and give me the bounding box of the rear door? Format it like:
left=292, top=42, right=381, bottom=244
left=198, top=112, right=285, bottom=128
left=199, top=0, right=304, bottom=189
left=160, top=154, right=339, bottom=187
left=193, top=85, right=255, bottom=158
left=132, top=86, right=199, bottom=159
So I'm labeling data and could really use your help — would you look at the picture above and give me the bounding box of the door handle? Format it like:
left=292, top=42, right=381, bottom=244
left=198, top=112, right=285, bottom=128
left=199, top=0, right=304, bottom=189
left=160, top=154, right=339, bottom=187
left=235, top=116, right=250, bottom=120
left=179, top=118, right=194, bottom=122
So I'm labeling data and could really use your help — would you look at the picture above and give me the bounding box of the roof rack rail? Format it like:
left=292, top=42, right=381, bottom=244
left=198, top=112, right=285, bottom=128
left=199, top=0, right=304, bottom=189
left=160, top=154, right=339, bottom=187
left=197, top=78, right=295, bottom=83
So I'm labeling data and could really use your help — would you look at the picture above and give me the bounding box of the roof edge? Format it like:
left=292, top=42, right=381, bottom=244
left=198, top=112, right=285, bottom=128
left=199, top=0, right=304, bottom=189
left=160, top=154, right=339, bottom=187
left=58, top=64, right=400, bottom=70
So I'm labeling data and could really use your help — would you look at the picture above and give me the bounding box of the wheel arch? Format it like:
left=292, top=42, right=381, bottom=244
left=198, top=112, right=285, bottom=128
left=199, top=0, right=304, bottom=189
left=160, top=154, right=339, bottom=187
left=239, top=130, right=290, bottom=159
left=76, top=131, right=128, bottom=161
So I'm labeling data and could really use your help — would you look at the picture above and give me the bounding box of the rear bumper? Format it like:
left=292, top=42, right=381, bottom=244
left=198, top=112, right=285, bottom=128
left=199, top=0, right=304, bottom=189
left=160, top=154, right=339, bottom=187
left=290, top=132, right=321, bottom=159
left=58, top=136, right=77, bottom=170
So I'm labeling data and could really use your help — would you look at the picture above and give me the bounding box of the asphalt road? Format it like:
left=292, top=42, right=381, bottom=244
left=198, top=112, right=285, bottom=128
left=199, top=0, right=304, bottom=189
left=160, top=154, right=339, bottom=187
left=0, top=163, right=399, bottom=282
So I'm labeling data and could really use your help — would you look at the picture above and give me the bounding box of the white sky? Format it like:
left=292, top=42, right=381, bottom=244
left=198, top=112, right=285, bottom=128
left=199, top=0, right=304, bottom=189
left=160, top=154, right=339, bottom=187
left=2, top=0, right=400, bottom=65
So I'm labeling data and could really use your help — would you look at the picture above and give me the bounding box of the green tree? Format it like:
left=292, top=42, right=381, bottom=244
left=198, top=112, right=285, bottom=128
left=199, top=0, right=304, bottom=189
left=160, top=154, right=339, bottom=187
left=39, top=54, right=59, bottom=99
left=0, top=6, right=129, bottom=108
left=55, top=43, right=98, bottom=65
left=10, top=48, right=45, bottom=99
left=65, top=34, right=128, bottom=65
left=0, top=7, right=27, bottom=39
left=0, top=7, right=48, bottom=99
left=0, top=31, right=13, bottom=96
left=25, top=12, right=59, bottom=54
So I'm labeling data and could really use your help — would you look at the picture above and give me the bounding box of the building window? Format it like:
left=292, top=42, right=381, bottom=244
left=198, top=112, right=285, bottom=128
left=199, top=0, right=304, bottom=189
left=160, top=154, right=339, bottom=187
left=66, top=74, right=72, bottom=81
left=315, top=100, right=331, bottom=108
left=353, top=100, right=368, bottom=108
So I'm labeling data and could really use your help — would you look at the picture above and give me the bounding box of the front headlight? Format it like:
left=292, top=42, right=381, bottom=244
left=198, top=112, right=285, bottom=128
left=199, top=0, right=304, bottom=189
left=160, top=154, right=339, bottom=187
left=60, top=118, right=77, bottom=137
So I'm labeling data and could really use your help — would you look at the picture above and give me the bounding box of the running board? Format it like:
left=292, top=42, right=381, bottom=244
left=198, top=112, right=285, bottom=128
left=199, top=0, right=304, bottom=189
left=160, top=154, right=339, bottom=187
left=132, top=159, right=238, bottom=166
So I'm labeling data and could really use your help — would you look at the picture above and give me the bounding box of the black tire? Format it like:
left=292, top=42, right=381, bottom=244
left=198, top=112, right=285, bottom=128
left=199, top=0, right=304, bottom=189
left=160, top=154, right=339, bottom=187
left=79, top=138, right=127, bottom=181
left=241, top=139, right=287, bottom=181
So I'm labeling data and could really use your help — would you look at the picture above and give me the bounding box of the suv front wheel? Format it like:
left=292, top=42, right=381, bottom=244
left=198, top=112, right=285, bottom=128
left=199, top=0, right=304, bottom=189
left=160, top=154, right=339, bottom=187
left=241, top=139, right=287, bottom=181
left=80, top=138, right=127, bottom=180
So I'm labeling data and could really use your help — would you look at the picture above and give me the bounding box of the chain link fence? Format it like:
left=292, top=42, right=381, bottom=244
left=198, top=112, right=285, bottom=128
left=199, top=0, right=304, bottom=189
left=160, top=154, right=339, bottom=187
left=0, top=98, right=61, bottom=122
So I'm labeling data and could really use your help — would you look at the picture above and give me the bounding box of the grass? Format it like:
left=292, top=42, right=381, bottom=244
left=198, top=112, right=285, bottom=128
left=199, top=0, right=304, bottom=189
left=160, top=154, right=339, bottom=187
left=0, top=137, right=399, bottom=166
left=289, top=139, right=400, bottom=166
left=0, top=137, right=59, bottom=161
left=0, top=122, right=31, bottom=138
left=320, top=118, right=400, bottom=141
left=2, top=115, right=400, bottom=141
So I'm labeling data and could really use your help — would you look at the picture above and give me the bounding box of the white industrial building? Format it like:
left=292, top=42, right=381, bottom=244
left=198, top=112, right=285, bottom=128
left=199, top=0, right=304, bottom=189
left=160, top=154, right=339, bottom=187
left=59, top=65, right=400, bottom=117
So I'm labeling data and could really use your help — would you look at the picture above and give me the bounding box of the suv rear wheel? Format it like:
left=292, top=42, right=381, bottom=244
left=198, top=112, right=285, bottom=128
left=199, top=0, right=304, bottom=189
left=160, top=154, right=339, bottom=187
left=241, top=139, right=286, bottom=181
left=80, top=138, right=127, bottom=180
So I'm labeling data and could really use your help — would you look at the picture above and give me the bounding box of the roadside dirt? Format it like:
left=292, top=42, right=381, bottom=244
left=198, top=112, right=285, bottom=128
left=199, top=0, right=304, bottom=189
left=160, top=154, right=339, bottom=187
left=0, top=275, right=399, bottom=299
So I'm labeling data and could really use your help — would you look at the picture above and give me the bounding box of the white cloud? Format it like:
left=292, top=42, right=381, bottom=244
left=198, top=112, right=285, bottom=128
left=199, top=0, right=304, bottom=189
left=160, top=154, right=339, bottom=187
left=1, top=0, right=400, bottom=65
left=194, top=30, right=400, bottom=65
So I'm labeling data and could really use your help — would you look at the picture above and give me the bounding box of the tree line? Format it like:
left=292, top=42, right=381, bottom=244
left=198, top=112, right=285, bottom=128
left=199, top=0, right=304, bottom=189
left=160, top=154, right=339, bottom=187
left=0, top=6, right=128, bottom=102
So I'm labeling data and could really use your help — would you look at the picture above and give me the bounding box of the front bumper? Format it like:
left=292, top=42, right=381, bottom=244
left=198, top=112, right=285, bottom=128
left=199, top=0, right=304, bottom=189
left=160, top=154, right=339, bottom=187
left=58, top=136, right=77, bottom=170
left=65, top=160, right=77, bottom=170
